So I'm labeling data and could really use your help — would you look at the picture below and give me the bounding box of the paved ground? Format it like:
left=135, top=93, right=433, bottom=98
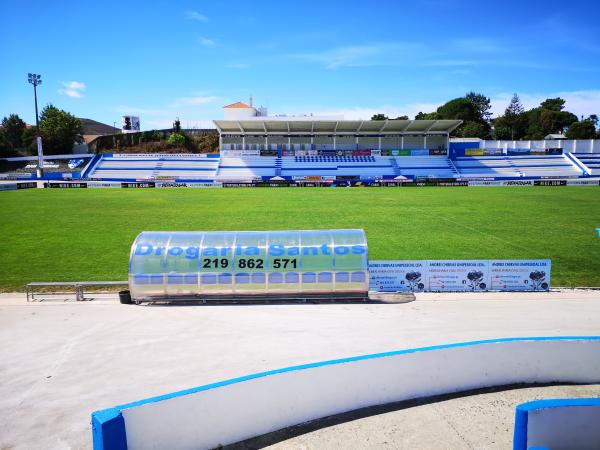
left=0, top=290, right=599, bottom=450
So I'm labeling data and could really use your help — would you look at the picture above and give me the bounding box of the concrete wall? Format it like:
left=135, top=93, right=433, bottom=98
left=92, top=337, right=600, bottom=450
left=514, top=398, right=600, bottom=450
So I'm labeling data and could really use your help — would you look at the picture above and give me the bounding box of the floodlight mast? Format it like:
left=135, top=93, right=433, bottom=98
left=28, top=73, right=44, bottom=177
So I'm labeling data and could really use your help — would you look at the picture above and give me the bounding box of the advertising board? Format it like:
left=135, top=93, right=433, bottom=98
left=368, top=260, right=551, bottom=292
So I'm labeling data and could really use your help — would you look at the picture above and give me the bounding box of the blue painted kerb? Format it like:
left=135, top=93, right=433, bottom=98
left=91, top=336, right=600, bottom=450
left=513, top=398, right=600, bottom=450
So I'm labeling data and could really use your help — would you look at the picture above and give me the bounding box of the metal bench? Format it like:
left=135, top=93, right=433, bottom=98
left=26, top=281, right=128, bottom=302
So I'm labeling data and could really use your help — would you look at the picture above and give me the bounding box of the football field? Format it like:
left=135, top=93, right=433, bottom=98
left=1, top=186, right=599, bottom=290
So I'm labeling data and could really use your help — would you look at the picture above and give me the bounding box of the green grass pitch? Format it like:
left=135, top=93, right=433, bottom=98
left=1, top=187, right=599, bottom=291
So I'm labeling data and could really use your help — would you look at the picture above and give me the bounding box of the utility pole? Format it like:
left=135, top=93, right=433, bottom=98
left=28, top=73, right=43, bottom=178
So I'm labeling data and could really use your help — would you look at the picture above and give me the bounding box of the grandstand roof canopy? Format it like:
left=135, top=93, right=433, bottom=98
left=213, top=119, right=463, bottom=134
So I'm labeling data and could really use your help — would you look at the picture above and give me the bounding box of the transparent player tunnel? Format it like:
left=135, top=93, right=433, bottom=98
left=129, top=230, right=369, bottom=301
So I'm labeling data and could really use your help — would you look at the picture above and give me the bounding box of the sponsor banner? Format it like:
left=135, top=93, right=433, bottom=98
left=566, top=178, right=600, bottom=186
left=295, top=150, right=307, bottom=156
left=397, top=149, right=412, bottom=156
left=319, top=150, right=337, bottom=156
left=468, top=180, right=504, bottom=186
left=465, top=148, right=484, bottom=156
left=534, top=179, right=567, bottom=186
left=352, top=149, right=372, bottom=156
left=371, top=149, right=381, bottom=156
left=429, top=149, right=447, bottom=156
left=482, top=149, right=504, bottom=156
left=507, top=148, right=530, bottom=156
left=546, top=148, right=562, bottom=154
left=428, top=260, right=490, bottom=292
left=87, top=181, right=122, bottom=188
left=156, top=182, right=222, bottom=188
left=0, top=183, right=17, bottom=191
left=502, top=180, right=534, bottom=186
left=45, top=182, right=88, bottom=188
left=411, top=149, right=429, bottom=156
left=222, top=182, right=256, bottom=188
left=307, top=150, right=319, bottom=156
left=121, top=182, right=156, bottom=188
left=490, top=260, right=551, bottom=291
left=17, top=182, right=37, bottom=189
left=368, top=261, right=429, bottom=292
left=305, top=176, right=323, bottom=181
left=220, top=150, right=242, bottom=157
left=112, top=153, right=208, bottom=159
left=368, top=260, right=552, bottom=292
left=241, top=149, right=260, bottom=156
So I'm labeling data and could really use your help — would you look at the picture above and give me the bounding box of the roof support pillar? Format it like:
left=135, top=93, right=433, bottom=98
left=424, top=135, right=427, bottom=150
left=401, top=135, right=404, bottom=150
left=378, top=136, right=382, bottom=151
left=242, top=135, right=245, bottom=150
left=333, top=135, right=336, bottom=151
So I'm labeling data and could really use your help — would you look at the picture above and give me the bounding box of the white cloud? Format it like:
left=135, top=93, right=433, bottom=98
left=199, top=37, right=215, bottom=46
left=185, top=10, right=208, bottom=22
left=294, top=103, right=441, bottom=120
left=226, top=63, right=249, bottom=69
left=172, top=95, right=218, bottom=106
left=59, top=80, right=85, bottom=98
left=62, top=81, right=85, bottom=90
left=292, top=44, right=399, bottom=69
left=114, top=105, right=164, bottom=115
left=287, top=90, right=600, bottom=121
left=490, top=90, right=600, bottom=118
left=59, top=89, right=83, bottom=98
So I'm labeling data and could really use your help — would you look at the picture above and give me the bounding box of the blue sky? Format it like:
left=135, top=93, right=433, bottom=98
left=1, top=0, right=599, bottom=130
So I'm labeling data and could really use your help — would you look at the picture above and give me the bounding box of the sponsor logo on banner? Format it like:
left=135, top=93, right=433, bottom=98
left=468, top=180, right=504, bottom=186
left=305, top=176, right=323, bottom=181
left=502, top=180, right=534, bottom=186
left=367, top=260, right=552, bottom=292
left=86, top=181, right=122, bottom=188
left=17, top=182, right=37, bottom=189
left=241, top=149, right=260, bottom=156
left=534, top=179, right=567, bottom=186
left=121, top=182, right=155, bottom=188
left=0, top=183, right=17, bottom=191
left=428, top=260, right=490, bottom=292
left=465, top=148, right=484, bottom=156
left=112, top=153, right=208, bottom=159
left=352, top=149, right=371, bottom=156
left=566, top=179, right=600, bottom=186
left=368, top=261, right=428, bottom=292
left=490, top=260, right=551, bottom=291
left=46, top=182, right=88, bottom=188
left=411, top=149, right=429, bottom=156
left=156, top=182, right=222, bottom=188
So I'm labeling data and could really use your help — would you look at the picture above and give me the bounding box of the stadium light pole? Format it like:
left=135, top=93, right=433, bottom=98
left=28, top=73, right=44, bottom=178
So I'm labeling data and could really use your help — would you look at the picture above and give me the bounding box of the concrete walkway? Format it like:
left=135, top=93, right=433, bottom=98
left=0, top=290, right=598, bottom=449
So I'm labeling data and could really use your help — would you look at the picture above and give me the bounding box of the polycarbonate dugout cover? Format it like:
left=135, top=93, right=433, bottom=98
left=129, top=230, right=368, bottom=300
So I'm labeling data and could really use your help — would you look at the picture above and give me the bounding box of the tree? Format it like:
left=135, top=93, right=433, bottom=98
left=588, top=114, right=598, bottom=127
left=456, top=121, right=489, bottom=139
left=38, top=104, right=83, bottom=154
left=167, top=132, right=186, bottom=146
left=540, top=98, right=566, bottom=112
left=371, top=114, right=388, bottom=120
left=436, top=98, right=479, bottom=122
left=565, top=120, right=597, bottom=139
left=395, top=115, right=409, bottom=120
left=465, top=92, right=492, bottom=123
left=415, top=111, right=437, bottom=120
left=173, top=118, right=182, bottom=133
left=1, top=114, right=26, bottom=151
left=501, top=94, right=528, bottom=140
